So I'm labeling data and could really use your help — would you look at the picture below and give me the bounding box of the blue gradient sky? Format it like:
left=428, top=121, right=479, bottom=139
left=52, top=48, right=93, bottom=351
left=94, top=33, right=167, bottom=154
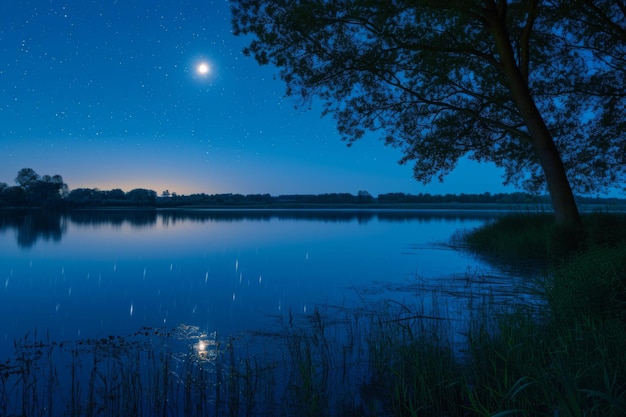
left=0, top=0, right=520, bottom=196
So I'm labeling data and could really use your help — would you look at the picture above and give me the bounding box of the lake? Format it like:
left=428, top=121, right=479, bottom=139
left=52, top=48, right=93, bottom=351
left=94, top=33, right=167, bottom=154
left=0, top=209, right=539, bottom=415
left=0, top=209, right=536, bottom=352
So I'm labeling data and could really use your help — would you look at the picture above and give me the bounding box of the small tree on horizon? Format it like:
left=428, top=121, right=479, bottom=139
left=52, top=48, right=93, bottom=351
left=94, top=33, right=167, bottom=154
left=15, top=168, right=41, bottom=189
left=13, top=168, right=68, bottom=207
left=231, top=0, right=626, bottom=226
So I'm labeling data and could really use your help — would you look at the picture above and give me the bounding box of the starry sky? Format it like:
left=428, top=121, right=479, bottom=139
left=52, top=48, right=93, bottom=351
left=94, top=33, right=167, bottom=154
left=0, top=0, right=520, bottom=197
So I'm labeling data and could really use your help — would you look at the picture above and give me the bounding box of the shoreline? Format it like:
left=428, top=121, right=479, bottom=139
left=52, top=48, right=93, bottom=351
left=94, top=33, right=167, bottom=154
left=3, top=202, right=625, bottom=212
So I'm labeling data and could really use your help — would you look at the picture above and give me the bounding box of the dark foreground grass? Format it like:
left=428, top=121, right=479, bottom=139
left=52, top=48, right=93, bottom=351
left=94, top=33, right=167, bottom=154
left=1, top=213, right=625, bottom=416
left=456, top=212, right=626, bottom=416
left=461, top=212, right=626, bottom=260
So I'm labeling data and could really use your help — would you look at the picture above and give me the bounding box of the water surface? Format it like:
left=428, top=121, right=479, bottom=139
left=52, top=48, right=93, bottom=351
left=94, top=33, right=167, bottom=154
left=1, top=209, right=528, bottom=359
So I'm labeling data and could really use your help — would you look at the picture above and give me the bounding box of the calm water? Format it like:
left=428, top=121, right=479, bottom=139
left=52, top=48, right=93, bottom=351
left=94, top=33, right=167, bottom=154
left=0, top=209, right=530, bottom=360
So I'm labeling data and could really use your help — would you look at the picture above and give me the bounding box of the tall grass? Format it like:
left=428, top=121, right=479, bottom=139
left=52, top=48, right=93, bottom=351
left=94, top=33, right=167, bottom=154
left=458, top=212, right=626, bottom=416
left=2, top=285, right=625, bottom=416
left=461, top=212, right=626, bottom=260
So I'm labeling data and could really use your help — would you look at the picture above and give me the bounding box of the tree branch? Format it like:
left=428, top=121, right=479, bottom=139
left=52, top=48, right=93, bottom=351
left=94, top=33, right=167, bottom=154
left=519, top=0, right=538, bottom=83
left=581, top=0, right=626, bottom=42
left=382, top=71, right=531, bottom=142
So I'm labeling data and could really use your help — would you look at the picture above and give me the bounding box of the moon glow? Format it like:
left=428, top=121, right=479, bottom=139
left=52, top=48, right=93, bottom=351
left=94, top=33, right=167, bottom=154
left=196, top=62, right=210, bottom=76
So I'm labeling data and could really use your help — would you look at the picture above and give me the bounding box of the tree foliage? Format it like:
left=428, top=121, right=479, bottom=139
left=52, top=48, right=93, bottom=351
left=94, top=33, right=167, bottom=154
left=15, top=168, right=41, bottom=189
left=231, top=0, right=625, bottom=223
left=65, top=188, right=157, bottom=207
left=5, top=168, right=68, bottom=208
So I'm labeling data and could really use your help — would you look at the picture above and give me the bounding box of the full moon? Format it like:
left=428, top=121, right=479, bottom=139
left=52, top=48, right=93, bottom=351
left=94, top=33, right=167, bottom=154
left=196, top=62, right=210, bottom=76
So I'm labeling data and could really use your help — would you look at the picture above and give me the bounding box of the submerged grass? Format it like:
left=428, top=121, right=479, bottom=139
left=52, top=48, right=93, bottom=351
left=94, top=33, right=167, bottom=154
left=1, top=213, right=625, bottom=416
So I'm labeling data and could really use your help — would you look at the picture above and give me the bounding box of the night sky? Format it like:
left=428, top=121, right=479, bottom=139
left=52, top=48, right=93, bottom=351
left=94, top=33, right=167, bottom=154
left=1, top=0, right=518, bottom=196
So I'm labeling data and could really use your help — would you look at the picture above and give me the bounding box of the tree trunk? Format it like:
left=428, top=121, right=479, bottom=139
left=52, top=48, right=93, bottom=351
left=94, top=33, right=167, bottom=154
left=527, top=122, right=582, bottom=226
left=485, top=2, right=581, bottom=226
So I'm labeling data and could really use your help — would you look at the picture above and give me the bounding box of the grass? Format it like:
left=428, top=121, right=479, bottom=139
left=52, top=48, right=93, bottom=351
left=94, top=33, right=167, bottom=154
left=460, top=212, right=626, bottom=260
left=457, top=212, right=626, bottom=416
left=1, top=213, right=625, bottom=416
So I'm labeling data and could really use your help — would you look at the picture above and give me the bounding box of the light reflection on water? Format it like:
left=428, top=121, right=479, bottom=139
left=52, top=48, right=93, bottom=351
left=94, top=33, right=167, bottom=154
left=0, top=209, right=533, bottom=359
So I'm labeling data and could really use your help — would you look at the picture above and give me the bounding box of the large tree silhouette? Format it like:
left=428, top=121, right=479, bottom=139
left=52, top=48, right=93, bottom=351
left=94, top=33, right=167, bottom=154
left=231, top=0, right=625, bottom=225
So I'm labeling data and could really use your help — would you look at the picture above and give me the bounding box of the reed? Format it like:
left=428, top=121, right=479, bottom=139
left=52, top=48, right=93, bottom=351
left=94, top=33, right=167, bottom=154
left=460, top=212, right=626, bottom=260
left=457, top=213, right=626, bottom=416
left=2, top=288, right=625, bottom=417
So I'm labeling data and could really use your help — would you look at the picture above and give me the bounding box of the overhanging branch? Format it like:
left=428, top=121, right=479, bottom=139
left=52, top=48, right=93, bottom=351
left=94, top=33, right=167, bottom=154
left=519, top=0, right=538, bottom=83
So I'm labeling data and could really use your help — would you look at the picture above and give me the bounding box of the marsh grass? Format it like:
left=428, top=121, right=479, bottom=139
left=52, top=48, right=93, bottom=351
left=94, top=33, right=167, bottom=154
left=458, top=212, right=626, bottom=416
left=460, top=212, right=626, bottom=260
left=2, top=284, right=625, bottom=417
left=546, top=245, right=626, bottom=322
left=460, top=213, right=559, bottom=259
left=0, top=327, right=227, bottom=417
left=2, top=213, right=625, bottom=416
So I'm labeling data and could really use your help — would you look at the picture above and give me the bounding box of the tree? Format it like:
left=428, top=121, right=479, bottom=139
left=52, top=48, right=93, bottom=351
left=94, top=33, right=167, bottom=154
left=15, top=168, right=40, bottom=189
left=357, top=190, right=374, bottom=203
left=126, top=188, right=157, bottom=205
left=0, top=186, right=26, bottom=207
left=231, top=0, right=626, bottom=225
left=107, top=188, right=126, bottom=201
left=12, top=168, right=68, bottom=207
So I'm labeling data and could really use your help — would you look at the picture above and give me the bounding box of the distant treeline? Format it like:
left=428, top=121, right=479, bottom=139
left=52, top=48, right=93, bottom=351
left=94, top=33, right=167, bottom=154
left=1, top=168, right=624, bottom=209
left=150, top=191, right=625, bottom=208
left=0, top=168, right=158, bottom=209
left=1, top=168, right=69, bottom=209
left=155, top=191, right=555, bottom=207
